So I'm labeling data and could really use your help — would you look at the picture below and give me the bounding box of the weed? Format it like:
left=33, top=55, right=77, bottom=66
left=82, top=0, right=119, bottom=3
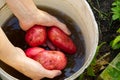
left=111, top=0, right=120, bottom=20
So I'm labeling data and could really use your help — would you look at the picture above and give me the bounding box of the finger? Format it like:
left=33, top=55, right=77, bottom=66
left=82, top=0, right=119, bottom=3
left=39, top=11, right=71, bottom=35
left=15, top=47, right=26, bottom=56
left=48, top=16, right=71, bottom=35
left=55, top=20, right=71, bottom=35
left=45, top=70, right=62, bottom=79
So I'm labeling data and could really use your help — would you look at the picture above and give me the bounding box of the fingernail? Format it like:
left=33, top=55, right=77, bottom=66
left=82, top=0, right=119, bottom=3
left=63, top=24, right=71, bottom=35
left=66, top=29, right=71, bottom=35
left=57, top=71, right=62, bottom=76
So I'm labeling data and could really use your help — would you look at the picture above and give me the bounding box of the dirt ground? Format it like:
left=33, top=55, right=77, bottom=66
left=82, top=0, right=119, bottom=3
left=89, top=0, right=120, bottom=61
left=77, top=0, right=120, bottom=80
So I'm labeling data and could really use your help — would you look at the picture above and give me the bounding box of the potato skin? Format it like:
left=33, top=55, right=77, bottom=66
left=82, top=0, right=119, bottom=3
left=33, top=50, right=67, bottom=70
left=25, top=47, right=45, bottom=59
left=25, top=25, right=47, bottom=47
left=48, top=26, right=77, bottom=54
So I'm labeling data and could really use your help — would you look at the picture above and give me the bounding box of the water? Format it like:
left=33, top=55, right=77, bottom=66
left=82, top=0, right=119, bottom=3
left=1, top=7, right=85, bottom=80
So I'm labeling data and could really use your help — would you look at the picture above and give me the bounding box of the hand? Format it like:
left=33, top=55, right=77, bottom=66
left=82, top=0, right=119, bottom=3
left=5, top=1, right=68, bottom=79
left=19, top=9, right=71, bottom=35
left=0, top=28, right=61, bottom=80
left=16, top=47, right=62, bottom=80
left=6, top=0, right=70, bottom=35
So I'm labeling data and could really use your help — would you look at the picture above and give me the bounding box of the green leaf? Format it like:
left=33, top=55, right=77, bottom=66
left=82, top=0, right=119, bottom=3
left=112, top=14, right=120, bottom=20
left=110, top=35, right=120, bottom=50
left=111, top=0, right=120, bottom=20
left=112, top=0, right=120, bottom=6
left=111, top=7, right=120, bottom=12
left=87, top=66, right=96, bottom=76
left=100, top=53, right=120, bottom=80
left=112, top=2, right=117, bottom=6
left=78, top=74, right=84, bottom=80
left=112, top=43, right=120, bottom=50
left=96, top=42, right=106, bottom=56
left=117, top=28, right=120, bottom=33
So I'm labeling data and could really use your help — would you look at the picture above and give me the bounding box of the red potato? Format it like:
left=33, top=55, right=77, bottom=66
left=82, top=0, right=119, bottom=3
left=48, top=26, right=77, bottom=54
left=25, top=25, right=46, bottom=47
left=33, top=50, right=67, bottom=70
left=25, top=47, right=45, bottom=59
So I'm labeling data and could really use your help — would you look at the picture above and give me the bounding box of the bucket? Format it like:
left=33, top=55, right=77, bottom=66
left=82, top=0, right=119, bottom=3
left=0, top=0, right=98, bottom=80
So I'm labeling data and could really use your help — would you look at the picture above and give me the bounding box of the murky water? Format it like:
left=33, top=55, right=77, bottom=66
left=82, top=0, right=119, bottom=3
left=1, top=7, right=85, bottom=80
